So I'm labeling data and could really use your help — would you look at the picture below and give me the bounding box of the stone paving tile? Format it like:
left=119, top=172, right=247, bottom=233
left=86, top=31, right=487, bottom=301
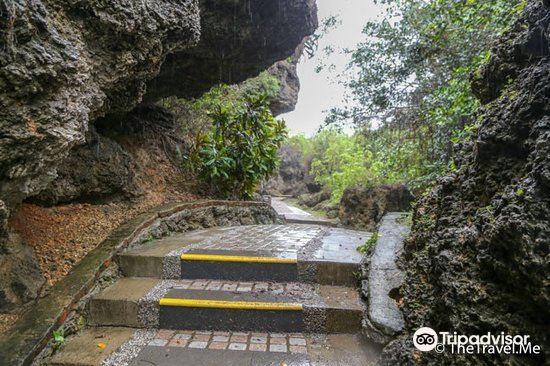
left=173, top=333, right=192, bottom=341
left=192, top=334, right=211, bottom=342
left=250, top=336, right=267, bottom=344
left=209, top=342, right=228, bottom=350
left=173, top=280, right=193, bottom=289
left=289, top=337, right=306, bottom=346
left=189, top=280, right=209, bottom=290
left=148, top=339, right=168, bottom=347
left=185, top=225, right=325, bottom=255
left=249, top=344, right=267, bottom=352
left=230, top=335, right=248, bottom=343
left=221, top=283, right=237, bottom=291
left=270, top=344, right=288, bottom=353
left=236, top=283, right=253, bottom=292
left=251, top=332, right=268, bottom=337
left=206, top=281, right=223, bottom=290
left=213, top=331, right=231, bottom=336
left=155, top=330, right=175, bottom=339
left=212, top=335, right=229, bottom=342
left=160, top=330, right=308, bottom=354
left=270, top=283, right=285, bottom=294
left=188, top=341, right=208, bottom=349
left=168, top=339, right=187, bottom=347
left=228, top=343, right=247, bottom=351
left=269, top=337, right=287, bottom=345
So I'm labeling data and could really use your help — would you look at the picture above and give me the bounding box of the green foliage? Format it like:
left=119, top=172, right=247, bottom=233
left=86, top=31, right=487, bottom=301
left=310, top=131, right=372, bottom=202
left=161, top=72, right=285, bottom=199
left=357, top=232, right=378, bottom=254
left=339, top=0, right=525, bottom=120
left=52, top=328, right=65, bottom=348
left=396, top=213, right=413, bottom=227
left=160, top=72, right=281, bottom=171
left=196, top=94, right=287, bottom=199
left=286, top=128, right=427, bottom=203
left=321, top=0, right=525, bottom=187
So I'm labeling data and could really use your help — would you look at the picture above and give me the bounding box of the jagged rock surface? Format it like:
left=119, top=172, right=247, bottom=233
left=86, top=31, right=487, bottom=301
left=268, top=41, right=305, bottom=116
left=382, top=1, right=549, bottom=365
left=144, top=0, right=317, bottom=100
left=339, top=184, right=414, bottom=231
left=0, top=233, right=45, bottom=312
left=0, top=0, right=201, bottom=210
left=31, top=127, right=138, bottom=206
left=265, top=142, right=317, bottom=196
left=0, top=0, right=200, bottom=312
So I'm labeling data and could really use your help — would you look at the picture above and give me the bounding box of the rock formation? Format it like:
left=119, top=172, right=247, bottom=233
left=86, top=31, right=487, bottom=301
left=0, top=0, right=317, bottom=311
left=144, top=0, right=317, bottom=101
left=382, top=1, right=549, bottom=364
left=265, top=142, right=318, bottom=196
left=268, top=41, right=305, bottom=116
left=339, top=184, right=414, bottom=231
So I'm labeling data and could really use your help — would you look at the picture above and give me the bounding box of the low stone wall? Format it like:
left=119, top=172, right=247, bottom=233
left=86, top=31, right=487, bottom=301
left=129, top=203, right=281, bottom=249
left=0, top=200, right=279, bottom=366
left=361, top=212, right=410, bottom=344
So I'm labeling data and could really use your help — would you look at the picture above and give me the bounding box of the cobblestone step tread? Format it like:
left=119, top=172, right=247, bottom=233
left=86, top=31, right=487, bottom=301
left=48, top=328, right=382, bottom=366
left=118, top=224, right=371, bottom=286
left=89, top=278, right=364, bottom=333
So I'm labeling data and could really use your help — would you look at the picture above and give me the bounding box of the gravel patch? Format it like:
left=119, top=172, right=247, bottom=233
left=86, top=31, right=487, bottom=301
left=297, top=227, right=329, bottom=283
left=102, top=329, right=156, bottom=366
left=138, top=280, right=181, bottom=327
left=162, top=253, right=182, bottom=279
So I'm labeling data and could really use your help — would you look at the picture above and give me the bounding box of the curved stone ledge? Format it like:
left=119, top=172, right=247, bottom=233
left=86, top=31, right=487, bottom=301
left=0, top=200, right=278, bottom=366
left=361, top=212, right=409, bottom=344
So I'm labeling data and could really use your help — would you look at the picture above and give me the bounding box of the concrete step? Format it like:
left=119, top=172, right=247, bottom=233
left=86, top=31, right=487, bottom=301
left=47, top=327, right=382, bottom=366
left=180, top=250, right=299, bottom=282
left=88, top=278, right=365, bottom=333
left=118, top=224, right=371, bottom=286
left=45, top=327, right=135, bottom=366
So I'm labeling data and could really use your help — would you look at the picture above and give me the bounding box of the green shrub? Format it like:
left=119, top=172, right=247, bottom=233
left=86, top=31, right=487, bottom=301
left=160, top=72, right=285, bottom=199
left=196, top=94, right=287, bottom=199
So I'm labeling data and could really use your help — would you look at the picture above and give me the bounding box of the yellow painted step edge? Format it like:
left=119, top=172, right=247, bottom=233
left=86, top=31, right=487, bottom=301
left=159, top=298, right=303, bottom=311
left=180, top=253, right=297, bottom=264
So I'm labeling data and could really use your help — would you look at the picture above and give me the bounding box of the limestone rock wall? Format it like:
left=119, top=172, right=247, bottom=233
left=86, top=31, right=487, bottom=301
left=0, top=0, right=201, bottom=211
left=144, top=0, right=317, bottom=100
left=339, top=184, right=414, bottom=231
left=0, top=0, right=317, bottom=311
left=382, top=1, right=549, bottom=364
left=268, top=40, right=306, bottom=116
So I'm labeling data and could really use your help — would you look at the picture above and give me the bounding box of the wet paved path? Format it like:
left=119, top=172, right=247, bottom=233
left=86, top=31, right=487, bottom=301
left=271, top=197, right=335, bottom=226
left=48, top=220, right=381, bottom=365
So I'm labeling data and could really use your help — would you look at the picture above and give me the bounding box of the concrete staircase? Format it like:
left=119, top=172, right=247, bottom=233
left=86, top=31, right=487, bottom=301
left=47, top=224, right=382, bottom=366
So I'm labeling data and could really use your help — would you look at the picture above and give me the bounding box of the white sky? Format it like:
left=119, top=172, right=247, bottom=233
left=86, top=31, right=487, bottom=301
left=279, top=0, right=383, bottom=136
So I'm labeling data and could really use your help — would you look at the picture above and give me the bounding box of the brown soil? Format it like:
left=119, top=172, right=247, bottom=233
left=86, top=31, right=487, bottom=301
left=9, top=140, right=204, bottom=288
left=0, top=313, right=19, bottom=334
left=3, top=135, right=206, bottom=335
